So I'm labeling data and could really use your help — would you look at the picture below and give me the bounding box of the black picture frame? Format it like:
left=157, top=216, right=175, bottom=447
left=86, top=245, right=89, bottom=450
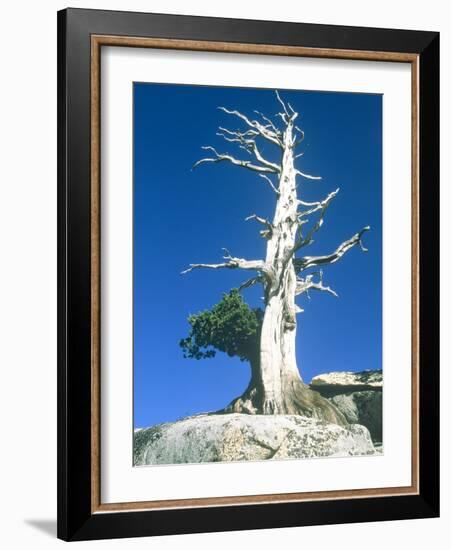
left=57, top=7, right=439, bottom=542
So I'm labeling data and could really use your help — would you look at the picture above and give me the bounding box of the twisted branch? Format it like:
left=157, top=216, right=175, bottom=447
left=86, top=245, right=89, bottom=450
left=295, top=226, right=370, bottom=271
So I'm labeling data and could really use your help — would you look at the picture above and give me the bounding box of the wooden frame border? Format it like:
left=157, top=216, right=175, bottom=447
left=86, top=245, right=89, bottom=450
left=58, top=8, right=439, bottom=541
left=90, top=35, right=420, bottom=514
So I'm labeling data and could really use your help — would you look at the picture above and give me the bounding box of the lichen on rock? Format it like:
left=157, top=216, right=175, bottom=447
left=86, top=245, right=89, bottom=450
left=134, top=413, right=376, bottom=466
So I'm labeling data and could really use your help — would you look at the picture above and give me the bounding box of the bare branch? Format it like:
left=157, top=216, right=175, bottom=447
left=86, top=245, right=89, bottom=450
left=275, top=111, right=289, bottom=125
left=182, top=248, right=266, bottom=275
left=218, top=126, right=258, bottom=139
left=297, top=197, right=324, bottom=208
left=216, top=131, right=252, bottom=150
left=253, top=110, right=282, bottom=135
left=296, top=226, right=370, bottom=271
left=251, top=141, right=281, bottom=172
left=217, top=127, right=256, bottom=153
left=216, top=127, right=281, bottom=172
left=294, top=188, right=340, bottom=251
left=295, top=270, right=338, bottom=298
left=287, top=101, right=296, bottom=115
left=274, top=90, right=299, bottom=131
left=295, top=169, right=322, bottom=181
left=238, top=275, right=263, bottom=291
left=193, top=146, right=277, bottom=174
left=275, top=89, right=290, bottom=117
left=245, top=213, right=273, bottom=228
left=218, top=107, right=282, bottom=147
left=246, top=214, right=273, bottom=239
left=258, top=173, right=280, bottom=194
left=293, top=126, right=305, bottom=148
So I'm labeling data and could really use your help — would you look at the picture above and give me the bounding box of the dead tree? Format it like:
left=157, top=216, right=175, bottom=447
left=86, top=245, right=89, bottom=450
left=183, top=92, right=369, bottom=425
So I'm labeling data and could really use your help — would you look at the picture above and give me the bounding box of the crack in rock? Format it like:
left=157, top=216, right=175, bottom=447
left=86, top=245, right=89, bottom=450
left=134, top=413, right=377, bottom=465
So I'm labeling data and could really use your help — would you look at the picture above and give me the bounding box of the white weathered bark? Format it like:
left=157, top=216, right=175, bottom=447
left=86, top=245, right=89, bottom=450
left=258, top=108, right=301, bottom=413
left=184, top=92, right=369, bottom=425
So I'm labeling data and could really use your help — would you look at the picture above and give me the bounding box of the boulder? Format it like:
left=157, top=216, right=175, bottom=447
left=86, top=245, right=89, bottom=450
left=310, top=370, right=382, bottom=396
left=328, top=392, right=382, bottom=443
left=134, top=413, right=376, bottom=466
left=310, top=370, right=382, bottom=444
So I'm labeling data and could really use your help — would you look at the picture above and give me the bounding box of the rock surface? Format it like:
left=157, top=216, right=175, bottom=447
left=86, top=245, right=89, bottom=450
left=311, top=370, right=382, bottom=394
left=310, top=370, right=382, bottom=444
left=134, top=413, right=376, bottom=466
left=328, top=391, right=382, bottom=443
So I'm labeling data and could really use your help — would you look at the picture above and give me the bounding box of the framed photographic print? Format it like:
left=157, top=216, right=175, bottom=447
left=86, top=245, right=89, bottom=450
left=57, top=8, right=439, bottom=541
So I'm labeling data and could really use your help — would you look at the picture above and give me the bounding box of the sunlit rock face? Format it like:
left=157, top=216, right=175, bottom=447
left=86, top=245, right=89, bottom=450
left=310, top=370, right=382, bottom=392
left=134, top=413, right=376, bottom=466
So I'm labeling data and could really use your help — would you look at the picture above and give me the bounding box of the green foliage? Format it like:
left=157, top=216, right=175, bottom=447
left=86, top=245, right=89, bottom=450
left=180, top=289, right=263, bottom=363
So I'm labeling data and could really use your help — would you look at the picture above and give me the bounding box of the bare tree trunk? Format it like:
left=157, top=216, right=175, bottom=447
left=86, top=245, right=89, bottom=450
left=246, top=115, right=346, bottom=425
left=258, top=116, right=299, bottom=413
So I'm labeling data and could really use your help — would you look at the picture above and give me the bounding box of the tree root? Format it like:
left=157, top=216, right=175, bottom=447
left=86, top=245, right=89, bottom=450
left=216, top=381, right=347, bottom=427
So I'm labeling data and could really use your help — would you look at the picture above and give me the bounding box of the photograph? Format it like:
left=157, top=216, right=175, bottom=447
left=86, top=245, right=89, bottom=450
left=53, top=6, right=440, bottom=542
left=133, top=83, right=383, bottom=466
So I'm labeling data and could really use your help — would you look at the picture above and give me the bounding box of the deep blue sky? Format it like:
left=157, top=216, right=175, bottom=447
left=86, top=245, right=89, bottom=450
left=133, top=83, right=382, bottom=428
